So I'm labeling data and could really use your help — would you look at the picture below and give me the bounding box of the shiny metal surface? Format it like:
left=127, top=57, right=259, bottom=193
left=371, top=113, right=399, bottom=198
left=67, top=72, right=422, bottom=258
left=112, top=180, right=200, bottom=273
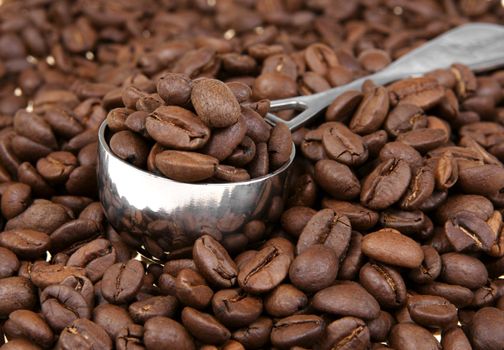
left=267, top=22, right=504, bottom=130
left=98, top=121, right=294, bottom=260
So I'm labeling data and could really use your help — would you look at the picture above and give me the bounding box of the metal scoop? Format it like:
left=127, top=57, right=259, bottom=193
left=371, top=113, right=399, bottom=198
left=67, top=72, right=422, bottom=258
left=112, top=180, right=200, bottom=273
left=98, top=22, right=504, bottom=260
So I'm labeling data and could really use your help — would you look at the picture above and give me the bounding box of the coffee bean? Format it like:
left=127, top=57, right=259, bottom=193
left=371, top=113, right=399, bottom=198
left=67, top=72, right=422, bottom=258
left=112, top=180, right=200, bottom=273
left=312, top=281, right=380, bottom=320
left=1, top=182, right=31, bottom=219
left=0, top=276, right=36, bottom=318
left=157, top=73, right=192, bottom=106
left=155, top=150, right=218, bottom=182
left=3, top=309, right=54, bottom=348
left=232, top=316, right=272, bottom=349
left=40, top=284, right=91, bottom=332
left=314, top=160, right=361, bottom=200
left=93, top=303, right=134, bottom=340
left=319, top=317, right=370, bottom=350
left=389, top=323, right=441, bottom=350
left=264, top=284, right=307, bottom=318
left=101, top=260, right=144, bottom=304
left=444, top=211, right=495, bottom=252
left=325, top=90, right=363, bottom=122
left=129, top=295, right=178, bottom=324
left=181, top=307, right=231, bottom=345
left=109, top=130, right=149, bottom=168
left=144, top=316, right=195, bottom=350
left=238, top=243, right=291, bottom=294
left=469, top=307, right=504, bottom=350
left=57, top=319, right=112, bottom=350
left=0, top=229, right=50, bottom=259
left=270, top=314, right=324, bottom=349
left=361, top=158, right=412, bottom=210
left=296, top=208, right=351, bottom=260
left=441, top=326, right=472, bottom=350
left=359, top=262, right=407, bottom=309
left=146, top=106, right=210, bottom=150
left=191, top=79, right=240, bottom=128
left=440, top=252, right=488, bottom=289
left=322, top=122, right=368, bottom=166
left=212, top=289, right=263, bottom=328
left=409, top=246, right=442, bottom=284
left=175, top=268, right=213, bottom=309
left=362, top=228, right=424, bottom=268
left=192, top=235, right=238, bottom=288
left=66, top=238, right=117, bottom=282
left=289, top=245, right=338, bottom=292
left=350, top=86, right=389, bottom=134
left=0, top=246, right=19, bottom=278
left=0, top=338, right=43, bottom=350
left=322, top=199, right=379, bottom=231
left=367, top=311, right=394, bottom=343
left=407, top=294, right=458, bottom=329
left=268, top=123, right=292, bottom=170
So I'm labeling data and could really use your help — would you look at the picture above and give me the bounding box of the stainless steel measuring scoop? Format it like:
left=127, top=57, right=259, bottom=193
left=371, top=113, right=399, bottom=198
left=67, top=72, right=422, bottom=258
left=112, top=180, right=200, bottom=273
left=98, top=22, right=504, bottom=260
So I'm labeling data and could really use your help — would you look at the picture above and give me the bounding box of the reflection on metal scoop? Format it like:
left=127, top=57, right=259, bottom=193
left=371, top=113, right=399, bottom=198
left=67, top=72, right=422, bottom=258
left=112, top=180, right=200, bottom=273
left=98, top=23, right=504, bottom=260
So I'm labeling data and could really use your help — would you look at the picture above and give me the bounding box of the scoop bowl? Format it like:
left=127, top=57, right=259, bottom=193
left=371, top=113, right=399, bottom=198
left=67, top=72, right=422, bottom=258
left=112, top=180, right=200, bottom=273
left=97, top=120, right=295, bottom=260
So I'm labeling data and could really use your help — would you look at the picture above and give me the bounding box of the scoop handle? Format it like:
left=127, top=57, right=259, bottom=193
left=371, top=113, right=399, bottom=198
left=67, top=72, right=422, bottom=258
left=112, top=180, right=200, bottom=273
left=266, top=22, right=504, bottom=131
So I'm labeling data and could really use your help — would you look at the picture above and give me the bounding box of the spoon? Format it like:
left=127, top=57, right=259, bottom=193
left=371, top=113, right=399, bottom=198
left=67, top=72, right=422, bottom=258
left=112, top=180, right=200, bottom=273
left=98, top=22, right=504, bottom=260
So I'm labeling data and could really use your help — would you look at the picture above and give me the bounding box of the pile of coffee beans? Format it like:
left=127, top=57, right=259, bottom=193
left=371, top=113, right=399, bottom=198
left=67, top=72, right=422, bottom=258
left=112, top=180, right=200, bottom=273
left=0, top=0, right=504, bottom=349
left=106, top=74, right=293, bottom=182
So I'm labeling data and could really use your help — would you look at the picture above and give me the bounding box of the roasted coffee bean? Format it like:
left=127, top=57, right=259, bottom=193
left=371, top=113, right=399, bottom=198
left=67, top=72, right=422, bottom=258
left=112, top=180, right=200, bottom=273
left=40, top=284, right=91, bottom=332
left=129, top=295, right=178, bottom=324
left=319, top=317, right=370, bottom=350
left=50, top=218, right=102, bottom=253
left=350, top=86, right=389, bottom=134
left=176, top=268, right=213, bottom=309
left=362, top=228, right=424, bottom=268
left=57, top=319, right=112, bottom=350
left=416, top=282, right=474, bottom=309
left=268, top=123, right=292, bottom=170
left=181, top=307, right=231, bottom=345
left=444, top=211, right=495, bottom=252
left=0, top=228, right=50, bottom=259
left=144, top=316, right=195, bottom=350
left=469, top=307, right=504, bottom=350
left=407, top=294, right=458, bottom=329
left=289, top=245, right=338, bottom=292
left=409, top=246, right=442, bottom=284
left=0, top=277, right=36, bottom=318
left=109, top=130, right=149, bottom=168
left=367, top=311, right=394, bottom=343
left=325, top=90, right=363, bottom=122
left=440, top=252, right=488, bottom=289
left=314, top=160, right=360, bottom=200
left=3, top=309, right=54, bottom=348
left=101, top=260, right=144, bottom=304
left=312, top=281, right=380, bottom=320
left=115, top=324, right=145, bottom=350
left=232, top=316, right=272, bottom=349
left=193, top=235, right=238, bottom=288
left=93, top=303, right=134, bottom=340
left=66, top=238, right=117, bottom=282
left=157, top=73, right=192, bottom=106
left=361, top=158, right=412, bottom=210
left=36, top=151, right=78, bottom=184
left=155, top=150, right=218, bottom=182
left=389, top=323, right=441, bottom=350
left=30, top=263, right=86, bottom=289
left=1, top=182, right=31, bottom=219
left=441, top=327, right=472, bottom=350
left=388, top=77, right=445, bottom=110
left=5, top=200, right=71, bottom=234
left=146, top=106, right=210, bottom=150
left=322, top=122, right=368, bottom=166
left=212, top=289, right=263, bottom=328
left=0, top=246, right=19, bottom=278
left=238, top=243, right=291, bottom=294
left=296, top=208, right=351, bottom=260
left=380, top=209, right=433, bottom=238
left=264, top=284, right=307, bottom=318
left=191, top=79, right=240, bottom=128
left=385, top=103, right=427, bottom=137
left=270, top=314, right=324, bottom=349
left=322, top=199, right=379, bottom=231
left=0, top=338, right=42, bottom=350
left=379, top=141, right=423, bottom=172
left=359, top=262, right=407, bottom=309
